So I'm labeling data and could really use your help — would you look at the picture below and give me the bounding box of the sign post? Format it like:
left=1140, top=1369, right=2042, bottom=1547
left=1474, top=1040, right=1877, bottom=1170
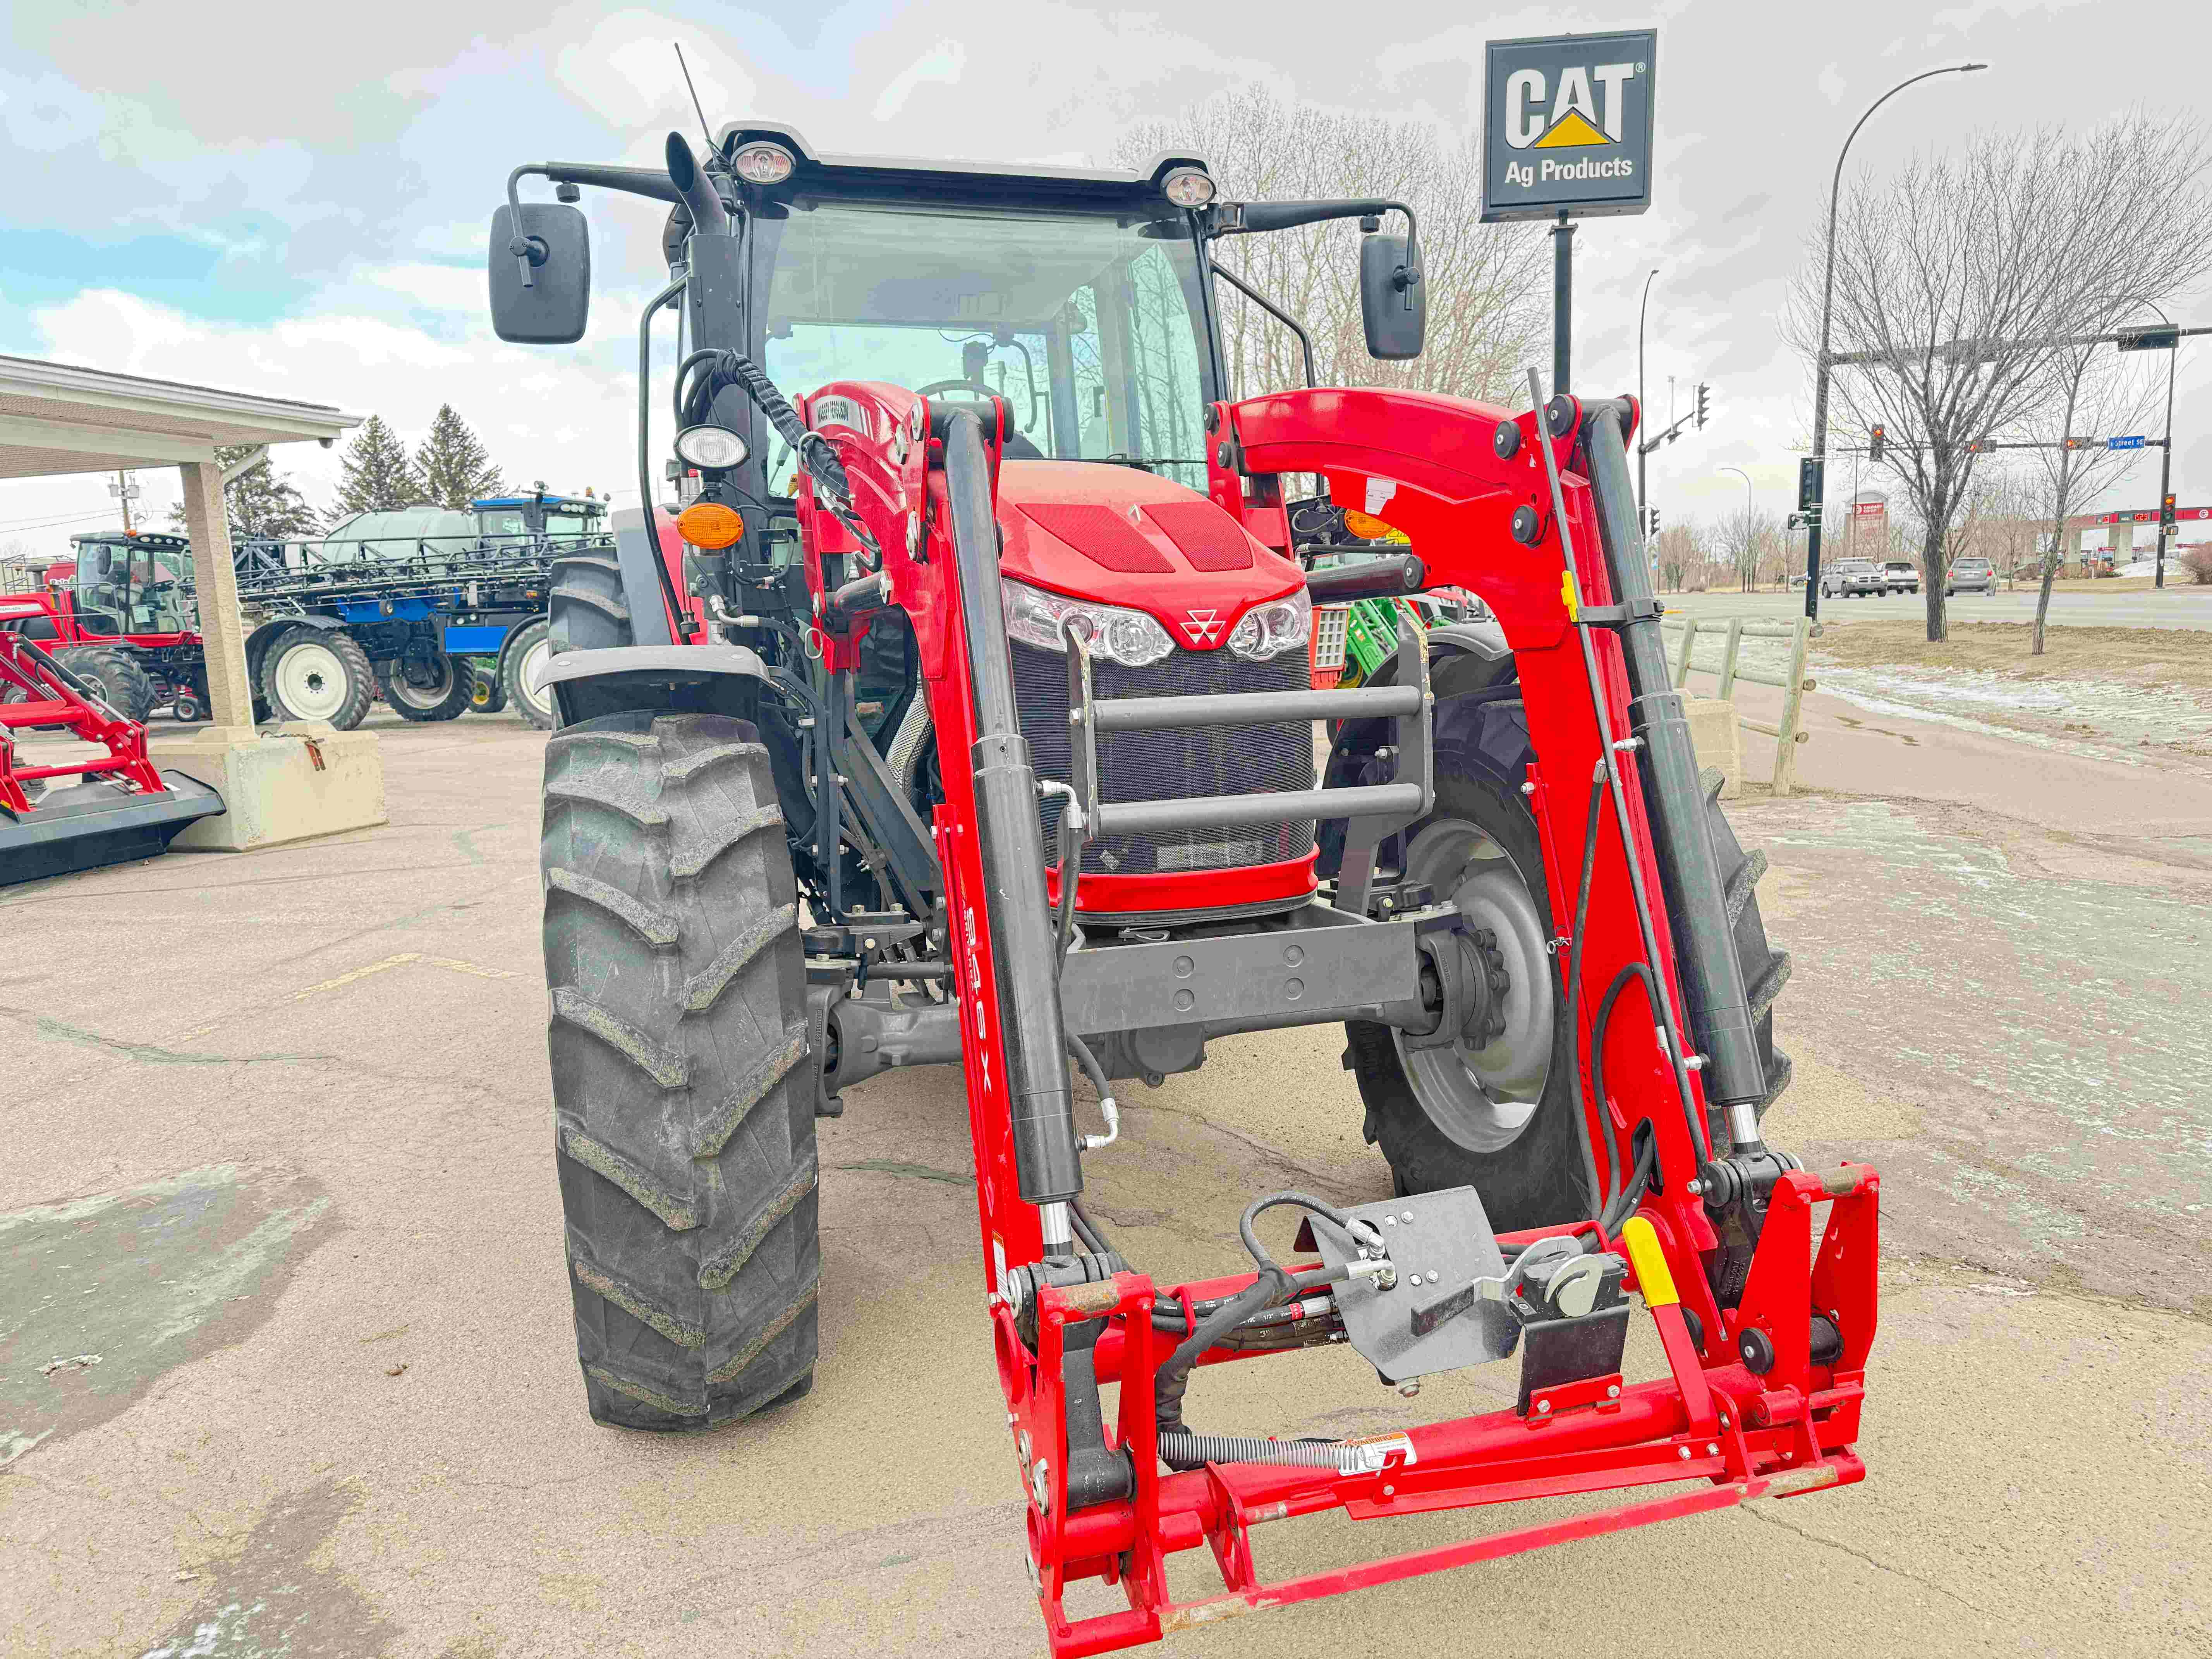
left=1482, top=31, right=1657, bottom=393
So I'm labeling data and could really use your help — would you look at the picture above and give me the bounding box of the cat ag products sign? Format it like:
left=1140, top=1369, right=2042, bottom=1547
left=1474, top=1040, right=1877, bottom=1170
left=1482, top=30, right=1657, bottom=221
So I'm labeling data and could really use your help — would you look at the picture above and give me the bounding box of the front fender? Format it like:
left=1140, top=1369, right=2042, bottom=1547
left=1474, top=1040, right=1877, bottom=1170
left=542, top=641, right=773, bottom=727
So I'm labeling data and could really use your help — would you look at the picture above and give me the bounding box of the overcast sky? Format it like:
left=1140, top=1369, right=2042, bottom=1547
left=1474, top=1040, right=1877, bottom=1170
left=3, top=0, right=2207, bottom=557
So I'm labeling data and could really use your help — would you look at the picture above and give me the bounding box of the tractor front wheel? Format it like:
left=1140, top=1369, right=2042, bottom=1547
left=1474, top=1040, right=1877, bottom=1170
left=1346, top=719, right=1791, bottom=1233
left=542, top=709, right=817, bottom=1429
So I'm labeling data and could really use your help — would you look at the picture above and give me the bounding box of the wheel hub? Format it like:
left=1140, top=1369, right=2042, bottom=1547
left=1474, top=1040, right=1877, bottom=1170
left=275, top=642, right=347, bottom=721
left=1392, top=817, right=1556, bottom=1154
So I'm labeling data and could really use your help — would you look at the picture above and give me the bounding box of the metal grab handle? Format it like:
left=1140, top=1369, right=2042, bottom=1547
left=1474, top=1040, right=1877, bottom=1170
left=1091, top=682, right=1419, bottom=732
left=1093, top=782, right=1424, bottom=838
left=1306, top=555, right=1425, bottom=601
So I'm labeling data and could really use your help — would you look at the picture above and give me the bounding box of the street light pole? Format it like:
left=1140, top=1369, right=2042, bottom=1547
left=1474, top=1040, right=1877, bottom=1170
left=1722, top=465, right=1754, bottom=591
left=1805, top=60, right=1988, bottom=623
left=1637, top=268, right=1659, bottom=513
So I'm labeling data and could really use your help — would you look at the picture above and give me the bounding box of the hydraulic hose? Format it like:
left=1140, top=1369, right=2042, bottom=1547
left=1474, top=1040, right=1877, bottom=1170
left=1558, top=764, right=1615, bottom=1232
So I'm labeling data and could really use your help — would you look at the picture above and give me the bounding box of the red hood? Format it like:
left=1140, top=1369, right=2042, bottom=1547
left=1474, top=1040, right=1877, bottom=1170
left=994, top=461, right=1302, bottom=649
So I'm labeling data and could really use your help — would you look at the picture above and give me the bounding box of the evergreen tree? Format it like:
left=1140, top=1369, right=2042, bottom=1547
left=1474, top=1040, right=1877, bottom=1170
left=168, top=444, right=323, bottom=540
left=411, top=405, right=504, bottom=509
left=331, top=414, right=419, bottom=517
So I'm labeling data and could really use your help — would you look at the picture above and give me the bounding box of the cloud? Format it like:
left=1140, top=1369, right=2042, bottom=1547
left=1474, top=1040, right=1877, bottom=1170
left=872, top=41, right=966, bottom=122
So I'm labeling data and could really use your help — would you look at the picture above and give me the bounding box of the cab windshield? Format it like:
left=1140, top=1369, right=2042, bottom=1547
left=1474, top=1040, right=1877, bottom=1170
left=73, top=544, right=193, bottom=634
left=755, top=198, right=1214, bottom=493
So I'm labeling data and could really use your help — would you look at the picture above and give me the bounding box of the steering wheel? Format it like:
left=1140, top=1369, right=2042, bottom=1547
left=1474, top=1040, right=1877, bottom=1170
left=914, top=378, right=1006, bottom=405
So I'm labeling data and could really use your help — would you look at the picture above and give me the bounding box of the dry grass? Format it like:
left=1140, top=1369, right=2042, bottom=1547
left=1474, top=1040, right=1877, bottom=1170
left=1812, top=621, right=2212, bottom=694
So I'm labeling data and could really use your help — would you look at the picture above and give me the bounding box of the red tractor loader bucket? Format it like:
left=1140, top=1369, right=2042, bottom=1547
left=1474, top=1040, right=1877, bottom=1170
left=0, top=629, right=222, bottom=886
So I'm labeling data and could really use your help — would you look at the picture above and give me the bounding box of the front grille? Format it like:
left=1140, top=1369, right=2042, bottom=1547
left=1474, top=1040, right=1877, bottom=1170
left=1012, top=641, right=1316, bottom=880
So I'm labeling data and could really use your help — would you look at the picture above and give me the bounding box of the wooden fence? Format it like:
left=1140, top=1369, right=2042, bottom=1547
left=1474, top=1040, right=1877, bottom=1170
left=1658, top=615, right=1820, bottom=796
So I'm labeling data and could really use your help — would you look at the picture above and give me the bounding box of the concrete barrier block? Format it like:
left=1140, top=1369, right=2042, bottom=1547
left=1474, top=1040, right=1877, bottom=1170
left=1682, top=696, right=1743, bottom=799
left=148, top=723, right=386, bottom=851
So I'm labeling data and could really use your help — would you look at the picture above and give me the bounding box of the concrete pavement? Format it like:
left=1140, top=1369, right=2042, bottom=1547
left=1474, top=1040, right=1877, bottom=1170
left=3, top=705, right=2209, bottom=1657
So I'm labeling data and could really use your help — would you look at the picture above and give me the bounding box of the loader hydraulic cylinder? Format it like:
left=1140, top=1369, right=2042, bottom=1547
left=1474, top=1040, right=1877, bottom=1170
left=1579, top=400, right=1766, bottom=1138
left=943, top=411, right=1084, bottom=1233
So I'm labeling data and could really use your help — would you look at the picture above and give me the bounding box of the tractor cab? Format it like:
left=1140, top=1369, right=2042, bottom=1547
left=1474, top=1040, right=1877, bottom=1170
left=470, top=489, right=606, bottom=544
left=62, top=531, right=197, bottom=640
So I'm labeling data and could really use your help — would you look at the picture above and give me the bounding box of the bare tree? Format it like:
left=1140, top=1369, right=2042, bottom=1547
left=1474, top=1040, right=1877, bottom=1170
left=2024, top=347, right=2159, bottom=649
left=1788, top=113, right=2212, bottom=642
left=1724, top=504, right=1781, bottom=592
left=1115, top=89, right=1549, bottom=404
left=1653, top=522, right=1697, bottom=592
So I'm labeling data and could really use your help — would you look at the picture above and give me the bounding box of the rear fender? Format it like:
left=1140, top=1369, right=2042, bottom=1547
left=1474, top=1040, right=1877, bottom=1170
left=541, top=641, right=774, bottom=727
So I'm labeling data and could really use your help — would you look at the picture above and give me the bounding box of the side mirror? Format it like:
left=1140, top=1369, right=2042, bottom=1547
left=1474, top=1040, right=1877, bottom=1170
left=1360, top=232, right=1426, bottom=361
left=488, top=203, right=591, bottom=344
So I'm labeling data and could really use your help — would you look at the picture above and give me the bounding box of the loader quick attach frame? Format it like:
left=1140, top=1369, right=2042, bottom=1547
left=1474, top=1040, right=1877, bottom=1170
left=797, top=378, right=1880, bottom=1654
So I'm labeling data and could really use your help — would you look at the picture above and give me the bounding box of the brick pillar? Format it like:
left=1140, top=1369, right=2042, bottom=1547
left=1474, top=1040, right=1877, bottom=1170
left=177, top=458, right=257, bottom=730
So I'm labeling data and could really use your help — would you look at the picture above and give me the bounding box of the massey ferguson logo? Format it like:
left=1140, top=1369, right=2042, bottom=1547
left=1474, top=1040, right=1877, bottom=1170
left=1183, top=608, right=1224, bottom=646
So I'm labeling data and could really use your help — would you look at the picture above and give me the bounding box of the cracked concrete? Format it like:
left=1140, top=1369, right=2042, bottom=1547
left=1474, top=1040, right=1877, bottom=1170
left=1, top=708, right=2207, bottom=1656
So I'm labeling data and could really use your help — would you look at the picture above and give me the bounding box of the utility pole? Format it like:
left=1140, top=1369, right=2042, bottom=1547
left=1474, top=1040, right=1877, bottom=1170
left=1805, top=62, right=1988, bottom=622
left=107, top=470, right=140, bottom=534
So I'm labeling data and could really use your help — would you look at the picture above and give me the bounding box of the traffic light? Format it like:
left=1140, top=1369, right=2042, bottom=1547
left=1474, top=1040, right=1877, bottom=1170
left=2164, top=493, right=2179, bottom=527
left=1695, top=383, right=1711, bottom=429
left=1965, top=438, right=1993, bottom=454
left=1649, top=505, right=1662, bottom=536
left=1870, top=424, right=1886, bottom=462
left=2063, top=435, right=2087, bottom=452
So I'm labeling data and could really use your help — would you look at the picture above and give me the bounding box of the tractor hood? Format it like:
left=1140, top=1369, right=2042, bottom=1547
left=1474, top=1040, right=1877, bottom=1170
left=993, top=462, right=1301, bottom=649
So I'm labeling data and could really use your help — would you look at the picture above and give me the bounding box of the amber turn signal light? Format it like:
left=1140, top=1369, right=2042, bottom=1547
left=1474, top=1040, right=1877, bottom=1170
left=677, top=501, right=744, bottom=549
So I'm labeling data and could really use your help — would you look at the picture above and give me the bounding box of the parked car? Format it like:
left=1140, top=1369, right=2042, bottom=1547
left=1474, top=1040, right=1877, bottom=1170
left=1880, top=560, right=1919, bottom=594
left=1820, top=558, right=1887, bottom=598
left=1948, top=556, right=1999, bottom=596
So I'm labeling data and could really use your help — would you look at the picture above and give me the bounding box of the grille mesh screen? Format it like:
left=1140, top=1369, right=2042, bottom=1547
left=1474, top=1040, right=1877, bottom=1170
left=1013, top=641, right=1316, bottom=883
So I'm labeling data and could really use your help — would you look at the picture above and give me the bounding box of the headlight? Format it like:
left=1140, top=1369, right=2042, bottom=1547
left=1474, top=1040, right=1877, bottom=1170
left=1226, top=589, right=1311, bottom=661
left=673, top=424, right=749, bottom=470
left=1001, top=578, right=1173, bottom=668
left=731, top=141, right=795, bottom=185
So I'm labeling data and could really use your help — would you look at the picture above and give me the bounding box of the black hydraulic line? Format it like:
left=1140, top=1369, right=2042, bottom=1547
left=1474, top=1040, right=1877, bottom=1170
left=945, top=410, right=1083, bottom=1216
left=1154, top=1267, right=1291, bottom=1434
left=1579, top=398, right=1766, bottom=1142
left=636, top=275, right=695, bottom=643
left=1557, top=765, right=1614, bottom=1231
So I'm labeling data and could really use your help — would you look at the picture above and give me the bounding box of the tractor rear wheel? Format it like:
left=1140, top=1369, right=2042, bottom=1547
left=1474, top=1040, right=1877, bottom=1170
left=503, top=617, right=556, bottom=729
left=542, top=709, right=817, bottom=1429
left=261, top=627, right=373, bottom=728
left=55, top=646, right=156, bottom=725
left=378, top=651, right=472, bottom=722
left=1346, top=711, right=1790, bottom=1233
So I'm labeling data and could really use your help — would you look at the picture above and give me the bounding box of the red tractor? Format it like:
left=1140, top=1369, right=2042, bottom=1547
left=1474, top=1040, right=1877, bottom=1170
left=492, top=126, right=1867, bottom=1651
left=0, top=531, right=212, bottom=722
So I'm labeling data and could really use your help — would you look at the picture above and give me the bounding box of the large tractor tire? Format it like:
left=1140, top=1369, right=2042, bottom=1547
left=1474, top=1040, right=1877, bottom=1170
left=261, top=627, right=374, bottom=729
left=549, top=548, right=630, bottom=654
left=502, top=617, right=556, bottom=729
left=378, top=651, right=472, bottom=722
left=542, top=709, right=817, bottom=1429
left=1345, top=694, right=1791, bottom=1233
left=54, top=646, right=156, bottom=725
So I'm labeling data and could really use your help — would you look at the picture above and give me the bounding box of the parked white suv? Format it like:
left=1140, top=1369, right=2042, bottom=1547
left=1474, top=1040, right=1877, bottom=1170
left=1820, top=559, right=1886, bottom=598
left=1880, top=560, right=1919, bottom=594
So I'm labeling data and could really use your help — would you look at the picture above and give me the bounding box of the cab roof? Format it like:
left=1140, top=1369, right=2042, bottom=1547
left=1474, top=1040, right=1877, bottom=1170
left=712, top=120, right=1209, bottom=211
